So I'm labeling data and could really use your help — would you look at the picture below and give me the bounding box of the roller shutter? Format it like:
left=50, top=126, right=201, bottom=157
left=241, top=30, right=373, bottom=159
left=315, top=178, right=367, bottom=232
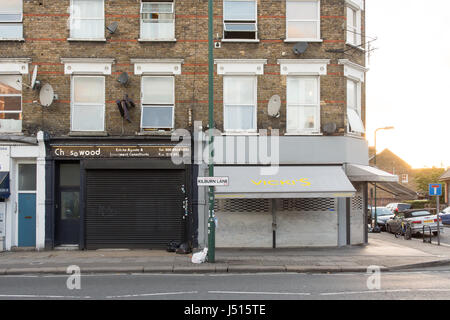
left=85, top=169, right=185, bottom=249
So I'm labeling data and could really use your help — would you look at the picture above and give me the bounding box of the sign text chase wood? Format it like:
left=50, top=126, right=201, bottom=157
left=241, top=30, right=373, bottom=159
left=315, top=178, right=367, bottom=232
left=51, top=145, right=190, bottom=158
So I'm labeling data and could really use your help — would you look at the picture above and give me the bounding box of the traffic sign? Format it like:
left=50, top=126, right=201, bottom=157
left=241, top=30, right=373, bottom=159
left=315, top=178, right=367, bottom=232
left=429, top=183, right=442, bottom=196
left=197, top=176, right=229, bottom=187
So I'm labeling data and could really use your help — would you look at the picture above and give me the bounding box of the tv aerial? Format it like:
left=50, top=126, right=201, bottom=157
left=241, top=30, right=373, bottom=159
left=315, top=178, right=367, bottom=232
left=268, top=95, right=281, bottom=118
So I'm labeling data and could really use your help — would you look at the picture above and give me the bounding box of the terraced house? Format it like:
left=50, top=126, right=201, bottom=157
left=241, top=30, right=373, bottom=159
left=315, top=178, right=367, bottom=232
left=0, top=0, right=397, bottom=252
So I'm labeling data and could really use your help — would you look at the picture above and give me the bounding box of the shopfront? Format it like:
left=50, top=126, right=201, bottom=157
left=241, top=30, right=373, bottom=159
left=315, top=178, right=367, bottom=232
left=45, top=138, right=192, bottom=250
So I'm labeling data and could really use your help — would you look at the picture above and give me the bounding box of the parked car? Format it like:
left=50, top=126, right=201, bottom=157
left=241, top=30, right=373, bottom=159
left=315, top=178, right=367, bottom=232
left=386, top=209, right=444, bottom=236
left=386, top=203, right=412, bottom=214
left=368, top=207, right=394, bottom=230
left=439, top=206, right=450, bottom=225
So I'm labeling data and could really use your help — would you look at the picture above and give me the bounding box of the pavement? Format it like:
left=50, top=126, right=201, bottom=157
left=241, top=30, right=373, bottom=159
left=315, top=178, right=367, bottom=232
left=2, top=232, right=450, bottom=275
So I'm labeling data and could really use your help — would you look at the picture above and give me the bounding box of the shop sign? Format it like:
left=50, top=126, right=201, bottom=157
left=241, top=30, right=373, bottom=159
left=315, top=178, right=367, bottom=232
left=51, top=145, right=190, bottom=159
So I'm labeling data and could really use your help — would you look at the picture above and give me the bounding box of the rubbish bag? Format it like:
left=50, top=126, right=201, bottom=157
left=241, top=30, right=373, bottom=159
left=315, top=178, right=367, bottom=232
left=167, top=241, right=180, bottom=252
left=191, top=248, right=208, bottom=264
left=176, top=242, right=192, bottom=254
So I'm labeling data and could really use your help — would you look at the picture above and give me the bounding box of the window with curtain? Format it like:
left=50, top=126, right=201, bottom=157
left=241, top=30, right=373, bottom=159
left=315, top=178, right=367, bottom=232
left=71, top=76, right=105, bottom=131
left=224, top=76, right=257, bottom=132
left=0, top=75, right=22, bottom=121
left=0, top=0, right=23, bottom=39
left=223, top=0, right=257, bottom=40
left=140, top=1, right=175, bottom=40
left=141, top=76, right=174, bottom=129
left=347, top=79, right=364, bottom=134
left=70, top=0, right=104, bottom=39
left=346, top=5, right=361, bottom=46
left=286, top=0, right=320, bottom=41
left=286, top=76, right=320, bottom=133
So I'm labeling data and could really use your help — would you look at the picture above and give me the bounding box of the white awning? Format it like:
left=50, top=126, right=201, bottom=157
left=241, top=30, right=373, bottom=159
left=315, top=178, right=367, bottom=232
left=214, top=166, right=356, bottom=199
left=346, top=164, right=398, bottom=182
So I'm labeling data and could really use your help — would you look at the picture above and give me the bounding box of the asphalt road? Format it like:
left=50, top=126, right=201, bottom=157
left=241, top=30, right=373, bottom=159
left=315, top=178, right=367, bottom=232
left=2, top=268, right=450, bottom=300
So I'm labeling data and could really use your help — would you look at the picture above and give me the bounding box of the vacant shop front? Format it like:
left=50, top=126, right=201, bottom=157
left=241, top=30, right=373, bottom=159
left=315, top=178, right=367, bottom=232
left=46, top=139, right=191, bottom=250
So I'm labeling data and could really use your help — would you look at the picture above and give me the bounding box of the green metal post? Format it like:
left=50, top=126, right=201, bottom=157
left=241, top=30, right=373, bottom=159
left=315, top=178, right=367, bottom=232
left=207, top=0, right=215, bottom=263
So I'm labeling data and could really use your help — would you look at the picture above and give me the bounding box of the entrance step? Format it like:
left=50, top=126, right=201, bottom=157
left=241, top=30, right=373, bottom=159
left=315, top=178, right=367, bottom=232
left=11, top=246, right=36, bottom=252
left=54, top=245, right=78, bottom=251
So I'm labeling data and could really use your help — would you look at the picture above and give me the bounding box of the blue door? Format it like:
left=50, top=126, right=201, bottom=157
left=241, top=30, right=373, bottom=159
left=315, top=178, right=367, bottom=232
left=18, top=193, right=36, bottom=247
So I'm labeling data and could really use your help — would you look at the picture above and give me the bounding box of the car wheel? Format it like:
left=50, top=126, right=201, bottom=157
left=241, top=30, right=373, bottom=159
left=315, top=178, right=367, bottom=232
left=433, top=232, right=438, bottom=236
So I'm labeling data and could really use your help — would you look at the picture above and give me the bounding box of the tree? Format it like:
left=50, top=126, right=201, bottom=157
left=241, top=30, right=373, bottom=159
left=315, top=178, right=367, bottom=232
left=413, top=167, right=446, bottom=203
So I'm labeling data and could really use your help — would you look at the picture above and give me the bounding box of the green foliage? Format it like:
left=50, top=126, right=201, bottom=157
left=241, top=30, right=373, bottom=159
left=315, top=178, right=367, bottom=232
left=413, top=167, right=446, bottom=202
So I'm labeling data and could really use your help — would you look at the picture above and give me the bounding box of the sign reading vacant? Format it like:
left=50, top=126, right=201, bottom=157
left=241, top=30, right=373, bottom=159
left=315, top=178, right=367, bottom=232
left=51, top=145, right=190, bottom=159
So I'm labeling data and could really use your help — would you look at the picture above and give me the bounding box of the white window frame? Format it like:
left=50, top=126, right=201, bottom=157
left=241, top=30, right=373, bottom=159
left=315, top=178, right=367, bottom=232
left=0, top=0, right=23, bottom=40
left=70, top=75, right=105, bottom=132
left=0, top=75, right=22, bottom=120
left=285, top=0, right=321, bottom=42
left=140, top=76, right=175, bottom=130
left=139, top=1, right=176, bottom=41
left=222, top=0, right=258, bottom=42
left=346, top=2, right=362, bottom=47
left=346, top=78, right=363, bottom=134
left=223, top=75, right=257, bottom=133
left=401, top=174, right=409, bottom=184
left=286, top=75, right=320, bottom=135
left=69, top=0, right=105, bottom=41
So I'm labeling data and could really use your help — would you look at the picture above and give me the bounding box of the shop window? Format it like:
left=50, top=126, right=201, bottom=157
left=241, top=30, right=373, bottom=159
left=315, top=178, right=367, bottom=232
left=223, top=76, right=257, bottom=132
left=71, top=76, right=105, bottom=132
left=0, top=75, right=22, bottom=132
left=286, top=0, right=320, bottom=41
left=0, top=0, right=23, bottom=40
left=140, top=1, right=175, bottom=41
left=347, top=78, right=364, bottom=134
left=70, top=0, right=104, bottom=40
left=286, top=76, right=320, bottom=134
left=223, top=0, right=257, bottom=41
left=141, top=76, right=174, bottom=130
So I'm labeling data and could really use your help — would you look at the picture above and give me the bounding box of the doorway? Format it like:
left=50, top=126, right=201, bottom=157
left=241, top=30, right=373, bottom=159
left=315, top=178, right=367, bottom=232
left=55, top=162, right=80, bottom=246
left=17, top=163, right=36, bottom=247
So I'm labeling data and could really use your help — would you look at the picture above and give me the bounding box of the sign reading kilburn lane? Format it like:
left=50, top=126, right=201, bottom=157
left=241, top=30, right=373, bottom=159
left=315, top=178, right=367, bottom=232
left=51, top=145, right=190, bottom=159
left=197, top=177, right=229, bottom=187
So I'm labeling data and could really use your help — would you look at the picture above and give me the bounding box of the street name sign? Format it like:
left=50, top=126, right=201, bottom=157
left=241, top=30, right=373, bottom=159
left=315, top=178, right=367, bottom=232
left=197, top=177, right=229, bottom=186
left=429, top=184, right=442, bottom=196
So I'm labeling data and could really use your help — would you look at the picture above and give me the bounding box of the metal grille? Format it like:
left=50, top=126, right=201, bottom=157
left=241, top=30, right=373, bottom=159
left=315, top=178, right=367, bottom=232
left=279, top=198, right=337, bottom=212
left=85, top=169, right=185, bottom=249
left=215, top=199, right=270, bottom=213
left=351, top=196, right=364, bottom=211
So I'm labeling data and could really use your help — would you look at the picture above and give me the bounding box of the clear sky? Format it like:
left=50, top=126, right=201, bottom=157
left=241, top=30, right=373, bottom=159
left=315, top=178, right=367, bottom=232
left=365, top=0, right=450, bottom=169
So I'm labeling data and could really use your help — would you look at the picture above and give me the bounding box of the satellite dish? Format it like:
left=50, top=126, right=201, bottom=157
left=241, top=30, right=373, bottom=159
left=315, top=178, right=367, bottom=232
left=31, top=66, right=41, bottom=90
left=39, top=83, right=54, bottom=107
left=293, top=42, right=308, bottom=55
left=268, top=95, right=281, bottom=118
left=117, top=72, right=129, bottom=86
left=323, top=122, right=337, bottom=135
left=106, top=21, right=119, bottom=34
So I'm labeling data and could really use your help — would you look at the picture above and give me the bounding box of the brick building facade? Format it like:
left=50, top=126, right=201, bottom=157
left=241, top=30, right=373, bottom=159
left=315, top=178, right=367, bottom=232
left=0, top=0, right=385, bottom=251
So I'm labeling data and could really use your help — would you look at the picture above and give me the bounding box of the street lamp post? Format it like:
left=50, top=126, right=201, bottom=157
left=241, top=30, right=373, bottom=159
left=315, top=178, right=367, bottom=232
left=373, top=126, right=394, bottom=231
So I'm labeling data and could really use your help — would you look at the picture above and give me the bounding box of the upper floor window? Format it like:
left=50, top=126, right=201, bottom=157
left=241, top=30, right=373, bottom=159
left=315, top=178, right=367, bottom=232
left=71, top=76, right=105, bottom=132
left=0, top=75, right=22, bottom=132
left=347, top=78, right=364, bottom=134
left=401, top=174, right=409, bottom=184
left=286, top=76, right=320, bottom=134
left=286, top=0, right=320, bottom=42
left=141, top=76, right=174, bottom=130
left=140, top=1, right=175, bottom=41
left=224, top=76, right=257, bottom=132
left=0, top=0, right=23, bottom=40
left=70, top=0, right=104, bottom=40
left=346, top=0, right=362, bottom=47
left=223, top=0, right=257, bottom=41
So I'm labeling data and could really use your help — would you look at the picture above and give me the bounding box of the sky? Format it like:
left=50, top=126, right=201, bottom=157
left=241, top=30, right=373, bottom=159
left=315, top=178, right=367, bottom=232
left=365, top=0, right=450, bottom=169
